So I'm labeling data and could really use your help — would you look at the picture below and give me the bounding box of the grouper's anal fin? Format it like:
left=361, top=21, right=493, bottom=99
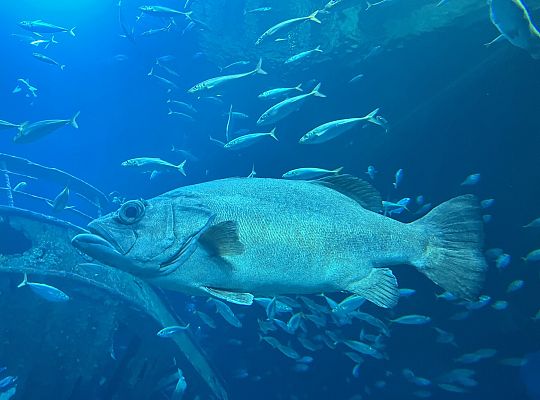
left=200, top=220, right=245, bottom=256
left=201, top=286, right=254, bottom=305
left=311, top=174, right=382, bottom=213
left=346, top=268, right=399, bottom=308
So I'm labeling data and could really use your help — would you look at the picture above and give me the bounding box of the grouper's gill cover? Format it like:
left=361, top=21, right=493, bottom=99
left=74, top=176, right=487, bottom=307
left=88, top=195, right=215, bottom=273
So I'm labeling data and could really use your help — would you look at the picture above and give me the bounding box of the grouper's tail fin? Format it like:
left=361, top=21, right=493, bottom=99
left=411, top=195, right=487, bottom=301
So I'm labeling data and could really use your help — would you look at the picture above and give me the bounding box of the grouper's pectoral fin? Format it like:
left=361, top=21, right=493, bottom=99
left=201, top=286, right=254, bottom=305
left=200, top=220, right=245, bottom=257
left=346, top=268, right=399, bottom=308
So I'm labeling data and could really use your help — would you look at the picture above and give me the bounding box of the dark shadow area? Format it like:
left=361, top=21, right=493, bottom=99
left=0, top=218, right=32, bottom=255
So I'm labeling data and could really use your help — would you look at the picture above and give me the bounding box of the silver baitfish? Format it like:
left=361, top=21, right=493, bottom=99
left=17, top=273, right=70, bottom=302
left=156, top=324, right=190, bottom=337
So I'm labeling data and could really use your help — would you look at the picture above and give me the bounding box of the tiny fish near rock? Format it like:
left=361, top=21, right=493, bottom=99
left=72, top=175, right=487, bottom=308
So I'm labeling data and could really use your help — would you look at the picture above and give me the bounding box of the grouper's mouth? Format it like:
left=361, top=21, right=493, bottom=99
left=71, top=225, right=195, bottom=278
left=71, top=227, right=152, bottom=277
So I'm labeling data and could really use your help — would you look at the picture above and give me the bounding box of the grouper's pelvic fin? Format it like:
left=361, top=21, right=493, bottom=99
left=201, top=286, right=254, bottom=305
left=411, top=194, right=487, bottom=301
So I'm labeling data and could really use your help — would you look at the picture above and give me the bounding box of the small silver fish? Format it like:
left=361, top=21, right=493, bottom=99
left=47, top=186, right=71, bottom=212
left=167, top=99, right=197, bottom=114
left=335, top=294, right=366, bottom=314
left=284, top=45, right=323, bottom=64
left=434, top=327, right=456, bottom=346
left=17, top=273, right=70, bottom=302
left=495, top=253, right=511, bottom=269
left=255, top=11, right=321, bottom=45
left=436, top=291, right=457, bottom=301
left=140, top=26, right=171, bottom=36
left=13, top=78, right=38, bottom=98
left=221, top=60, right=251, bottom=71
left=148, top=67, right=178, bottom=91
left=172, top=368, right=187, bottom=399
left=341, top=340, right=384, bottom=359
left=523, top=216, right=540, bottom=228
left=366, top=165, right=377, bottom=180
left=30, top=36, right=59, bottom=49
left=19, top=20, right=76, bottom=36
left=506, top=279, right=524, bottom=293
left=32, top=52, right=65, bottom=70
left=298, top=336, right=322, bottom=352
left=455, top=348, right=497, bottom=364
left=461, top=173, right=481, bottom=186
left=189, top=59, right=266, bottom=93
left=390, top=315, right=431, bottom=325
left=399, top=288, right=416, bottom=297
left=465, top=294, right=491, bottom=310
left=254, top=297, right=292, bottom=314
left=438, top=383, right=468, bottom=393
left=244, top=7, right=272, bottom=15
left=223, top=128, right=277, bottom=151
left=491, top=300, right=508, bottom=310
left=121, top=157, right=186, bottom=177
left=258, top=84, right=303, bottom=100
left=247, top=164, right=257, bottom=178
left=282, top=167, right=343, bottom=180
left=168, top=109, right=195, bottom=122
left=196, top=310, right=216, bottom=328
left=259, top=334, right=283, bottom=349
left=349, top=73, right=364, bottom=84
left=499, top=358, right=528, bottom=367
left=13, top=182, right=27, bottom=192
left=480, top=199, right=495, bottom=209
left=211, top=298, right=242, bottom=327
left=345, top=351, right=365, bottom=364
left=393, top=168, right=404, bottom=189
left=156, top=324, right=190, bottom=337
left=276, top=343, right=301, bottom=359
left=299, top=109, right=380, bottom=144
left=0, top=375, right=17, bottom=389
left=139, top=5, right=192, bottom=17
left=14, top=111, right=80, bottom=143
left=258, top=318, right=277, bottom=334
left=523, top=249, right=540, bottom=262
left=257, top=83, right=326, bottom=126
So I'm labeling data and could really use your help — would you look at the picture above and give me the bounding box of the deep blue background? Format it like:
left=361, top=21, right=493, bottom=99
left=1, top=0, right=540, bottom=399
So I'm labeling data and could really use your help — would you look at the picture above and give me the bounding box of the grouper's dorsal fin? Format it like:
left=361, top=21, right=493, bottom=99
left=312, top=174, right=382, bottom=212
left=200, top=220, right=245, bottom=256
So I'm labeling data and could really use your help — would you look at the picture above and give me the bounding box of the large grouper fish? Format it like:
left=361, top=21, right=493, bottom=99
left=72, top=175, right=487, bottom=307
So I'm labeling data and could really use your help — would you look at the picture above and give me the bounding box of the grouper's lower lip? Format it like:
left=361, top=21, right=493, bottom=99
left=87, top=225, right=124, bottom=253
left=71, top=232, right=121, bottom=259
left=71, top=232, right=157, bottom=278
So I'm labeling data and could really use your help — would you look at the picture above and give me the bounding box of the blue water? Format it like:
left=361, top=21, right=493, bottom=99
left=1, top=0, right=540, bottom=399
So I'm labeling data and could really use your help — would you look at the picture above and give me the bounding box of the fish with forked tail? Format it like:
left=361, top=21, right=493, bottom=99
left=487, top=0, right=540, bottom=59
left=72, top=175, right=487, bottom=308
left=14, top=111, right=80, bottom=143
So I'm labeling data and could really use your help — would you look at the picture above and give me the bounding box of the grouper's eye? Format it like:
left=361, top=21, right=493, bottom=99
left=117, top=200, right=146, bottom=225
